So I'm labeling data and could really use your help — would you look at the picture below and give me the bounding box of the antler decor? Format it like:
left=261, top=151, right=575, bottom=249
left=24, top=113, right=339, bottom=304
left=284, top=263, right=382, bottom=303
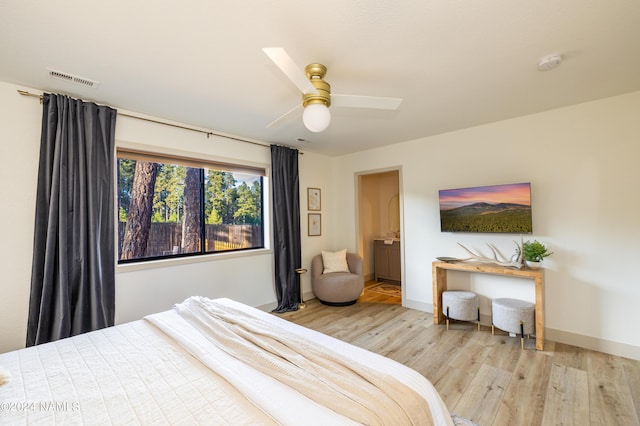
left=457, top=238, right=524, bottom=269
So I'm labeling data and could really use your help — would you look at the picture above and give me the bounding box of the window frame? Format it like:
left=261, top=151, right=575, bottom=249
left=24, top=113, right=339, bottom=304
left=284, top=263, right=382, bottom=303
left=115, top=147, right=268, bottom=265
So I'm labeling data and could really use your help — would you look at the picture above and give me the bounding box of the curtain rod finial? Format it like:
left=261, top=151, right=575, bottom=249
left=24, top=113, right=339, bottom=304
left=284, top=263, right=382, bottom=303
left=17, top=89, right=43, bottom=103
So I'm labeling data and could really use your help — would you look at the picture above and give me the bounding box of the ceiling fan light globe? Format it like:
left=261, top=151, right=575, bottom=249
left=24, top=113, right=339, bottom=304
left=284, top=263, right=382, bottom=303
left=303, top=103, right=331, bottom=132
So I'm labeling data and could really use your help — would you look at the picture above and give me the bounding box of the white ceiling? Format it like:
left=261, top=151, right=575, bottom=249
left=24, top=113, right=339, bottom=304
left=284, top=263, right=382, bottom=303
left=1, top=1, right=639, bottom=156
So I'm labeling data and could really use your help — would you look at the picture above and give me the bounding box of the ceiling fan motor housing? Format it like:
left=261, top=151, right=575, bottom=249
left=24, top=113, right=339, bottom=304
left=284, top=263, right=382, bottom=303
left=262, top=48, right=403, bottom=130
left=303, top=63, right=331, bottom=107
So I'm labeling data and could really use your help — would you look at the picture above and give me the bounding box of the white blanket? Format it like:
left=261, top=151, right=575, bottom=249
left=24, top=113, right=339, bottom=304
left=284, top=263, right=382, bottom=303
left=148, top=297, right=453, bottom=426
left=0, top=317, right=276, bottom=425
left=0, top=297, right=453, bottom=425
left=150, top=297, right=432, bottom=425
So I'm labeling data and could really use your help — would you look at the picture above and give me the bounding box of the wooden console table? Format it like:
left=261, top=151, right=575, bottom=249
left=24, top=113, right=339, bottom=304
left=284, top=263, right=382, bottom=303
left=432, top=261, right=545, bottom=350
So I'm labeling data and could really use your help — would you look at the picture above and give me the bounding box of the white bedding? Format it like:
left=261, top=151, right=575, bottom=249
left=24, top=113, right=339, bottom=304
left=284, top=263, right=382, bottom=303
left=0, top=297, right=453, bottom=425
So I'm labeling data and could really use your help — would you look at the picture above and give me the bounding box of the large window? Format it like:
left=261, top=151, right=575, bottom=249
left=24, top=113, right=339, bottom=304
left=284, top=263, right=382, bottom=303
left=117, top=150, right=264, bottom=263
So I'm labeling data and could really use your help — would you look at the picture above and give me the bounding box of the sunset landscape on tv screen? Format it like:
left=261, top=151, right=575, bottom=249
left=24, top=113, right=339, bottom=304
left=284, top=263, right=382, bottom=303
left=439, top=182, right=532, bottom=233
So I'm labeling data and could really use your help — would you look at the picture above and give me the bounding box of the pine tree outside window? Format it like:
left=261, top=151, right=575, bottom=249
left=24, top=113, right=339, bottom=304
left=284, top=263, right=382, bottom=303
left=117, top=149, right=264, bottom=263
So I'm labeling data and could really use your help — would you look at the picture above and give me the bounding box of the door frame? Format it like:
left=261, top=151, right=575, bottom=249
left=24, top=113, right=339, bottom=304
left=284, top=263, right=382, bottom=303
left=354, top=166, right=404, bottom=304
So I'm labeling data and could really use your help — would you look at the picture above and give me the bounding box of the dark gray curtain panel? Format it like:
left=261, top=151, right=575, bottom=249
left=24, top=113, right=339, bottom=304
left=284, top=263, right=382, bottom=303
left=27, top=93, right=117, bottom=346
left=270, top=145, right=301, bottom=313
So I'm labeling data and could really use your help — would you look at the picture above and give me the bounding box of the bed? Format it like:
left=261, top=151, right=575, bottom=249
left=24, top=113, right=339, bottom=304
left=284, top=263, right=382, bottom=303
left=0, top=297, right=453, bottom=425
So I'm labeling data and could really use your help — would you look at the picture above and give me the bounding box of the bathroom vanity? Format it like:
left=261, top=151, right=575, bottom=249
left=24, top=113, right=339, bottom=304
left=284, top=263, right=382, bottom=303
left=374, top=238, right=401, bottom=282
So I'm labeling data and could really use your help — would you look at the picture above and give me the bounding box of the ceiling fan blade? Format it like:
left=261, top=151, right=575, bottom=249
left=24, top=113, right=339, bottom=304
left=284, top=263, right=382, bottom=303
left=332, top=94, right=403, bottom=110
left=266, top=103, right=302, bottom=128
left=263, top=47, right=317, bottom=95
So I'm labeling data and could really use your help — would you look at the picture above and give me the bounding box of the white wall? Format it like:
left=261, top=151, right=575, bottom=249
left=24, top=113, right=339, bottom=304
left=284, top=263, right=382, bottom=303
left=0, top=83, right=41, bottom=352
left=332, top=91, right=640, bottom=360
left=0, top=81, right=333, bottom=352
left=113, top=113, right=276, bottom=325
left=298, top=151, right=335, bottom=300
left=2, top=78, right=638, bottom=360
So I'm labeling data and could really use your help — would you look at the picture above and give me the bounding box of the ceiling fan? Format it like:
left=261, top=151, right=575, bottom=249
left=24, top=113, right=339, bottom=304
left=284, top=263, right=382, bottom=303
left=263, top=47, right=403, bottom=132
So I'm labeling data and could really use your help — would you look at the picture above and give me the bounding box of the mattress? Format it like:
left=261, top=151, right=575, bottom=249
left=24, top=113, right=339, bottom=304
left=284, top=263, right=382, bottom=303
left=0, top=297, right=453, bottom=425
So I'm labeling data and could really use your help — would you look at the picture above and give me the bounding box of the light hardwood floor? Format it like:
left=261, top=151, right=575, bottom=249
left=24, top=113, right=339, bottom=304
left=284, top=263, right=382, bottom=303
left=279, top=283, right=640, bottom=425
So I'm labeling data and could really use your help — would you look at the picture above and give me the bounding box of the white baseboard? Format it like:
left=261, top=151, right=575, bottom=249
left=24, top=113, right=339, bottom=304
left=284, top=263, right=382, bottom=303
left=545, top=328, right=639, bottom=361
left=409, top=301, right=639, bottom=360
left=403, top=299, right=432, bottom=312
left=256, top=301, right=277, bottom=312
left=261, top=296, right=639, bottom=361
left=256, top=291, right=316, bottom=313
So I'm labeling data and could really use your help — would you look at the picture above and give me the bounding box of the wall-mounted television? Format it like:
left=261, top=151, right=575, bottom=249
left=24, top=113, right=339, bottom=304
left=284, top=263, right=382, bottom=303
left=439, top=182, right=532, bottom=233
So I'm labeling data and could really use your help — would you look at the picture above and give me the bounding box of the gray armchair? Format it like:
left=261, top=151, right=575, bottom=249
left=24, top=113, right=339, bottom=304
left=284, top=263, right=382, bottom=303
left=311, top=252, right=364, bottom=306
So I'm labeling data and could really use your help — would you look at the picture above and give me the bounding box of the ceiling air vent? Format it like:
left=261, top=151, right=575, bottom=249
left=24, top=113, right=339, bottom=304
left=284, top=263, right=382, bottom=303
left=47, top=68, right=99, bottom=88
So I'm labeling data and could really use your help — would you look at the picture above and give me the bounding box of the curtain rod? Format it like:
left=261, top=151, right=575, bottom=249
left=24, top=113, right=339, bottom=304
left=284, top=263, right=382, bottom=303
left=16, top=89, right=285, bottom=151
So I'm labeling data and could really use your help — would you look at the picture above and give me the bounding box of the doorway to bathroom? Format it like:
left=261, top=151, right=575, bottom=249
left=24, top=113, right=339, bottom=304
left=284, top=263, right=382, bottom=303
left=356, top=168, right=402, bottom=305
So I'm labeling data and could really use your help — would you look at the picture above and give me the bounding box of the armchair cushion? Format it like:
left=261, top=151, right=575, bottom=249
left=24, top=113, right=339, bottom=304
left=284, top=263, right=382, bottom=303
left=321, top=249, right=350, bottom=274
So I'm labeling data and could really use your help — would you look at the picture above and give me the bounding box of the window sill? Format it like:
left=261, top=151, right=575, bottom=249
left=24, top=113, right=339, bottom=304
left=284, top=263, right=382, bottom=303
left=115, top=247, right=272, bottom=274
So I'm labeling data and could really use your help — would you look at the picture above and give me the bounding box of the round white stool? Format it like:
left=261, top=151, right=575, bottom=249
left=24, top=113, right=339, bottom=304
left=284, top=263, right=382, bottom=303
left=442, top=291, right=479, bottom=330
left=492, top=298, right=535, bottom=349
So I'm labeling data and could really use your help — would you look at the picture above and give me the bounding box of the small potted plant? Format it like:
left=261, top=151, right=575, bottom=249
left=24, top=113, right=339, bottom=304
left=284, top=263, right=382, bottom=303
left=520, top=240, right=553, bottom=268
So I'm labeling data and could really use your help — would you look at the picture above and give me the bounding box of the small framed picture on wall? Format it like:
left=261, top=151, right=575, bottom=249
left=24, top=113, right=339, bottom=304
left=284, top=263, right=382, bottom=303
left=308, top=213, right=321, bottom=236
left=307, top=187, right=321, bottom=211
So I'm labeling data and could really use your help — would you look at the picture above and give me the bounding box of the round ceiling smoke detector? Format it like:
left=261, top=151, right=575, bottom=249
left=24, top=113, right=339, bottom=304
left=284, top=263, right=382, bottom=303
left=537, top=54, right=563, bottom=71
